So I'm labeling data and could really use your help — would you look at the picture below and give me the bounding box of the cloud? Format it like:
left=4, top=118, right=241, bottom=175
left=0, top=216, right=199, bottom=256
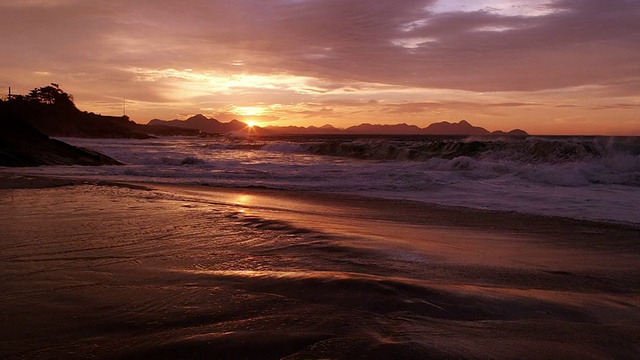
left=3, top=0, right=638, bottom=93
left=1, top=0, right=638, bottom=133
left=0, top=0, right=79, bottom=8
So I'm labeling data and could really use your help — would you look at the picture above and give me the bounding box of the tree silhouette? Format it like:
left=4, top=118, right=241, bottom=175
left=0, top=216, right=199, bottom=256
left=26, top=83, right=74, bottom=106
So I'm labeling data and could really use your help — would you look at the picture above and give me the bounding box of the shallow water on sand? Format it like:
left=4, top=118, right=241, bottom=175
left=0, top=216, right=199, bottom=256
left=12, top=135, right=640, bottom=225
left=1, top=184, right=639, bottom=359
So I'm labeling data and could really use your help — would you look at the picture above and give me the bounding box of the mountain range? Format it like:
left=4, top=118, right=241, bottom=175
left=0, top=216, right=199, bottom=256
left=148, top=114, right=246, bottom=134
left=3, top=84, right=529, bottom=167
left=149, top=115, right=529, bottom=136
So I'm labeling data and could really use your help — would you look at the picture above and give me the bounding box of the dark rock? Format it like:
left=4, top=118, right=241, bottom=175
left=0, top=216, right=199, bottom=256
left=0, top=115, right=122, bottom=167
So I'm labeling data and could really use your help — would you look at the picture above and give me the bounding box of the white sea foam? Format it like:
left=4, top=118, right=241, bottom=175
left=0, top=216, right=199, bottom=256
left=7, top=136, right=637, bottom=225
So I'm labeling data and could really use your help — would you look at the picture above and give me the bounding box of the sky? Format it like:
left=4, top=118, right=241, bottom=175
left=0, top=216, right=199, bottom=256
left=1, top=0, right=639, bottom=135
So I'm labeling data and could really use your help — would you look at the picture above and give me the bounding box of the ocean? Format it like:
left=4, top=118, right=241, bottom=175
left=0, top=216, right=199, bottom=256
left=17, top=134, right=640, bottom=224
left=1, top=135, right=639, bottom=359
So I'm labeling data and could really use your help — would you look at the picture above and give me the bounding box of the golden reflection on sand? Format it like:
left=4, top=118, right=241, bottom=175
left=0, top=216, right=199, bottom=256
left=2, top=183, right=638, bottom=359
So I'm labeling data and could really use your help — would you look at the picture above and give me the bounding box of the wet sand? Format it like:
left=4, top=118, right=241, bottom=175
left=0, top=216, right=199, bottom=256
left=1, top=177, right=639, bottom=359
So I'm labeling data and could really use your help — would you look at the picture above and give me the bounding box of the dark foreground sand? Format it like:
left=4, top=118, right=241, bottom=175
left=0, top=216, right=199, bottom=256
left=1, top=175, right=639, bottom=359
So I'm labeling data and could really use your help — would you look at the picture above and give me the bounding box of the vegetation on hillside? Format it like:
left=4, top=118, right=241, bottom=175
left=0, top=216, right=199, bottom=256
left=1, top=84, right=152, bottom=138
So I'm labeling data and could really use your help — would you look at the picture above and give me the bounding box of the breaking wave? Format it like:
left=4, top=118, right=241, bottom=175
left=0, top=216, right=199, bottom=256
left=160, top=156, right=207, bottom=166
left=299, top=136, right=640, bottom=165
left=40, top=135, right=640, bottom=224
left=285, top=136, right=639, bottom=187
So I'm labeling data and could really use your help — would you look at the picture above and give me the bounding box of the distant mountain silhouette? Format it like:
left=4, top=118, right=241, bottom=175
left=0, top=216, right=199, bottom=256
left=490, top=129, right=529, bottom=136
left=148, top=115, right=247, bottom=134
left=151, top=116, right=529, bottom=136
left=1, top=84, right=529, bottom=168
left=6, top=84, right=528, bottom=141
left=263, top=120, right=526, bottom=136
left=422, top=120, right=489, bottom=135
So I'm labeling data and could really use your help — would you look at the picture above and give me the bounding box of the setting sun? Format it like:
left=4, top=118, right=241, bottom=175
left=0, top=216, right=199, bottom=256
left=1, top=1, right=639, bottom=135
left=2, top=1, right=640, bottom=358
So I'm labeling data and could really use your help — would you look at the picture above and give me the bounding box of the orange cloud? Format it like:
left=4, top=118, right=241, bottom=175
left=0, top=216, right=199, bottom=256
left=1, top=0, right=638, bottom=134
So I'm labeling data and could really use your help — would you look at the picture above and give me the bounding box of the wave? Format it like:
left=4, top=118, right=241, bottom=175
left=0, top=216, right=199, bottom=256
left=305, top=139, right=488, bottom=161
left=301, top=136, right=640, bottom=165
left=29, top=135, right=640, bottom=224
left=261, top=142, right=306, bottom=153
left=292, top=137, right=640, bottom=187
left=160, top=156, right=207, bottom=166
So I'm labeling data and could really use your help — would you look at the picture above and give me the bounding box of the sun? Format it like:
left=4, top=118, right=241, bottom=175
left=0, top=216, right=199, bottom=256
left=246, top=120, right=257, bottom=128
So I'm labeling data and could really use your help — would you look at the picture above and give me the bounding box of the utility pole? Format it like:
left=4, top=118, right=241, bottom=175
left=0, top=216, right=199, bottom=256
left=123, top=97, right=126, bottom=116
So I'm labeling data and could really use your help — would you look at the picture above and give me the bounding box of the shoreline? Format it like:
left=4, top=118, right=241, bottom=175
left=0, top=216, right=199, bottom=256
left=3, top=171, right=639, bottom=233
left=2, top=173, right=639, bottom=359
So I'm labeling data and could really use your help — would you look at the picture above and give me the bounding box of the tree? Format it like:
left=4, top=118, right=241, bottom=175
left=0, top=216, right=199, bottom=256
left=26, top=83, right=74, bottom=106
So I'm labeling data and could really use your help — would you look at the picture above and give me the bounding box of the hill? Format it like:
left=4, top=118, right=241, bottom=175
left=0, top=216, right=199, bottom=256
left=148, top=115, right=246, bottom=134
left=2, top=84, right=200, bottom=139
left=274, top=120, right=527, bottom=136
left=490, top=129, right=529, bottom=136
left=2, top=85, right=151, bottom=139
left=150, top=116, right=529, bottom=137
left=423, top=120, right=490, bottom=135
left=5, top=84, right=528, bottom=139
left=0, top=84, right=130, bottom=166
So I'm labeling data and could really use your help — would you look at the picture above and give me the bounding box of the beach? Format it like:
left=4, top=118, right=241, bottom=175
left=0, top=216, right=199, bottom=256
left=3, top=0, right=640, bottom=357
left=1, top=176, right=639, bottom=359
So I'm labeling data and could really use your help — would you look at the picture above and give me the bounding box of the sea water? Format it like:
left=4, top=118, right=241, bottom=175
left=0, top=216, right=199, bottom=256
left=12, top=134, right=640, bottom=224
left=2, top=181, right=639, bottom=359
left=2, top=136, right=640, bottom=359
